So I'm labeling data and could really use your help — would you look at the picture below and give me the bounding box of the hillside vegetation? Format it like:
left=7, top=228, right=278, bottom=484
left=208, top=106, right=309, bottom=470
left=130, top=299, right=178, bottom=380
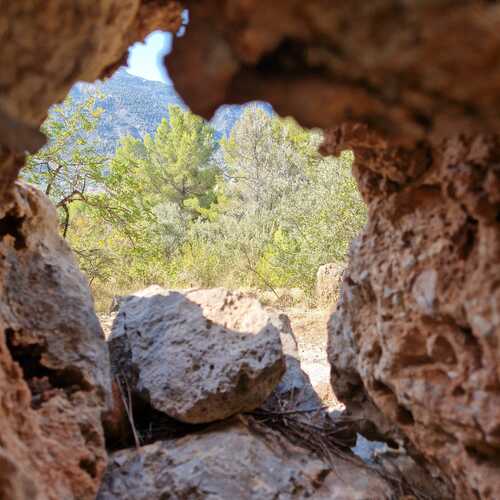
left=24, top=73, right=366, bottom=311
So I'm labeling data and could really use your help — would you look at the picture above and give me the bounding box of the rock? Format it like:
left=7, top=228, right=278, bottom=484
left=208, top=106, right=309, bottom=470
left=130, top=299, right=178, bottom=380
left=0, top=182, right=111, bottom=500
left=102, top=380, right=130, bottom=450
left=263, top=310, right=330, bottom=418
left=108, top=287, right=286, bottom=424
left=2, top=3, right=500, bottom=499
left=264, top=317, right=322, bottom=412
left=109, top=295, right=126, bottom=314
left=0, top=450, right=40, bottom=500
left=97, top=417, right=396, bottom=500
left=327, top=135, right=500, bottom=499
left=259, top=309, right=445, bottom=499
left=316, top=262, right=344, bottom=306
left=167, top=1, right=500, bottom=143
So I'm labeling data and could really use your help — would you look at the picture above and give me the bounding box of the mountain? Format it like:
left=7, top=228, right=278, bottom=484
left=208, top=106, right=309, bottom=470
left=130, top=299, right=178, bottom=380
left=211, top=102, right=273, bottom=140
left=71, top=69, right=183, bottom=154
left=70, top=68, right=272, bottom=155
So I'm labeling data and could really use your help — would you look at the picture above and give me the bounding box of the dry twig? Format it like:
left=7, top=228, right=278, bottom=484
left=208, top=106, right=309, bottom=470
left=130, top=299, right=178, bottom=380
left=115, top=373, right=141, bottom=449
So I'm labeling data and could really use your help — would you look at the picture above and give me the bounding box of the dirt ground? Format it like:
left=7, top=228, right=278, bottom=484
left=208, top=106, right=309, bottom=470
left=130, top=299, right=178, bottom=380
left=283, top=307, right=342, bottom=409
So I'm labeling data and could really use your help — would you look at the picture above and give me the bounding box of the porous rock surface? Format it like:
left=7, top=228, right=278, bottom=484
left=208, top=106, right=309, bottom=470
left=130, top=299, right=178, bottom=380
left=167, top=0, right=500, bottom=143
left=264, top=309, right=449, bottom=500
left=326, top=129, right=500, bottom=499
left=109, top=287, right=286, bottom=424
left=1, top=1, right=500, bottom=498
left=97, top=416, right=396, bottom=500
left=0, top=182, right=111, bottom=500
left=168, top=17, right=500, bottom=495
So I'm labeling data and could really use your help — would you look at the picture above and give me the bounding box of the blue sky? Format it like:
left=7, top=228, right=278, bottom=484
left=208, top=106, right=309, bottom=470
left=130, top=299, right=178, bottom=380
left=127, top=31, right=173, bottom=83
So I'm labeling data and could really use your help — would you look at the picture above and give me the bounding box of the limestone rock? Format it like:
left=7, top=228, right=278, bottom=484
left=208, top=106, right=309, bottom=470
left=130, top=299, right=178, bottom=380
left=97, top=417, right=396, bottom=500
left=109, top=287, right=286, bottom=424
left=262, top=312, right=358, bottom=450
left=167, top=1, right=500, bottom=143
left=327, top=135, right=500, bottom=499
left=0, top=182, right=111, bottom=500
left=316, top=262, right=344, bottom=306
left=263, top=310, right=332, bottom=420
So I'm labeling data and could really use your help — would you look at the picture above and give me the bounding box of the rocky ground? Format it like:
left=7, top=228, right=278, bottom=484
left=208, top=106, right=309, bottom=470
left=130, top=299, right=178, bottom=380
left=95, top=286, right=449, bottom=499
left=279, top=307, right=341, bottom=409
left=96, top=286, right=406, bottom=499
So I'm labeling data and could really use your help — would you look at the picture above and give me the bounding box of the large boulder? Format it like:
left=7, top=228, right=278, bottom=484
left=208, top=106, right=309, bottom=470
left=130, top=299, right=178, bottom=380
left=327, top=134, right=500, bottom=499
left=108, top=287, right=286, bottom=424
left=97, top=417, right=396, bottom=500
left=0, top=182, right=111, bottom=500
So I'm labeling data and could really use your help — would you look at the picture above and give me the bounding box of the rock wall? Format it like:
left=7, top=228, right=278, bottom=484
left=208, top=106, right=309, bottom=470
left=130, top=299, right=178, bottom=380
left=1, top=1, right=500, bottom=498
left=166, top=3, right=500, bottom=496
left=0, top=4, right=182, bottom=498
left=0, top=182, right=111, bottom=499
left=315, top=262, right=344, bottom=306
left=167, top=0, right=500, bottom=143
left=325, top=127, right=500, bottom=499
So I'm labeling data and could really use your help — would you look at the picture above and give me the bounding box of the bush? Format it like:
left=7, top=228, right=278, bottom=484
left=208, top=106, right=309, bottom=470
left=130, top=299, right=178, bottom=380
left=31, top=101, right=366, bottom=308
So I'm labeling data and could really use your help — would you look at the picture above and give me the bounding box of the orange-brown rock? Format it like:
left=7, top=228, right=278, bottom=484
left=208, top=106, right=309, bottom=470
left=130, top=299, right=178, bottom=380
left=1, top=1, right=500, bottom=498
left=167, top=0, right=500, bottom=144
left=0, top=182, right=111, bottom=500
left=326, top=130, right=500, bottom=499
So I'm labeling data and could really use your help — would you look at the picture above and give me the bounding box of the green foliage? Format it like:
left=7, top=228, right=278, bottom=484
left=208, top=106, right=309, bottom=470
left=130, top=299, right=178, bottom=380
left=95, top=106, right=219, bottom=264
left=144, top=105, right=219, bottom=210
left=150, top=107, right=367, bottom=299
left=29, top=99, right=367, bottom=310
left=23, top=92, right=106, bottom=237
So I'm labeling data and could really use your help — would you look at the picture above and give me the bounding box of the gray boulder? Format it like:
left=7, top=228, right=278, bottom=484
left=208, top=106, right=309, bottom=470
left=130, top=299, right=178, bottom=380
left=108, top=287, right=286, bottom=424
left=97, top=417, right=396, bottom=500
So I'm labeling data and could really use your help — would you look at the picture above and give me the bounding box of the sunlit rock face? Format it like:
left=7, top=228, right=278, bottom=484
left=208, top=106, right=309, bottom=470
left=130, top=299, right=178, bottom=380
left=0, top=1, right=500, bottom=498
left=166, top=4, right=500, bottom=497
left=0, top=4, right=182, bottom=498
left=108, top=287, right=286, bottom=424
left=0, top=182, right=111, bottom=500
left=326, top=129, right=500, bottom=500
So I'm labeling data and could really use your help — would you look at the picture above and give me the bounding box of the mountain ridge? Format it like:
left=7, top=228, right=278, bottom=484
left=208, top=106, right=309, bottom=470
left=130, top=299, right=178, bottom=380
left=70, top=68, right=272, bottom=155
